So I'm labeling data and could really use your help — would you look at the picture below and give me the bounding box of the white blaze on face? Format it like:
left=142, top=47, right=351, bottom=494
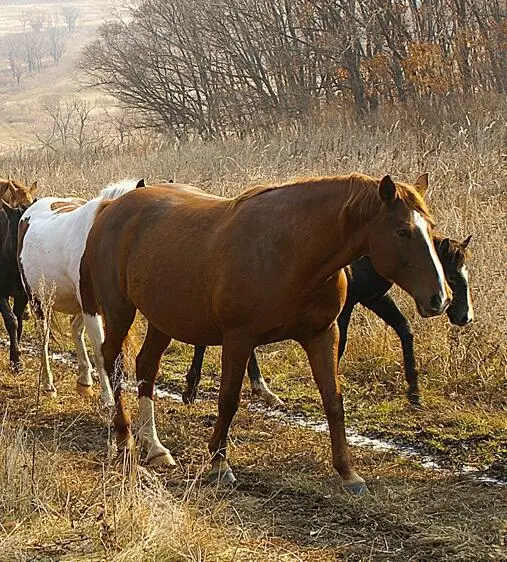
left=413, top=211, right=447, bottom=307
left=459, top=265, right=475, bottom=322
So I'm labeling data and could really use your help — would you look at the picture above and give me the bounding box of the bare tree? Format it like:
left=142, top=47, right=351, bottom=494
left=79, top=0, right=507, bottom=137
left=6, top=39, right=26, bottom=85
left=36, top=99, right=97, bottom=152
left=28, top=9, right=47, bottom=32
left=48, top=27, right=66, bottom=65
left=23, top=32, right=45, bottom=73
left=61, top=6, right=80, bottom=33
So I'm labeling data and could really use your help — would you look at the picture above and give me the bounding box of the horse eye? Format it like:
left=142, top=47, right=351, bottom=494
left=396, top=228, right=411, bottom=238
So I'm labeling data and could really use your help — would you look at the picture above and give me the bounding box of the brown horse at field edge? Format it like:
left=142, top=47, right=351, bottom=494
left=80, top=172, right=449, bottom=494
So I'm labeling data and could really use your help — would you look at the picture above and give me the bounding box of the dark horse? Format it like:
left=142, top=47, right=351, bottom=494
left=0, top=198, right=32, bottom=370
left=80, top=173, right=449, bottom=494
left=183, top=234, right=473, bottom=407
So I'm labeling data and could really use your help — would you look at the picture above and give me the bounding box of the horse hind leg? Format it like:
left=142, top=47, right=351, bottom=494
left=82, top=313, right=113, bottom=407
left=70, top=314, right=95, bottom=398
left=135, top=322, right=175, bottom=467
left=248, top=351, right=284, bottom=408
left=99, top=302, right=137, bottom=455
left=30, top=298, right=57, bottom=397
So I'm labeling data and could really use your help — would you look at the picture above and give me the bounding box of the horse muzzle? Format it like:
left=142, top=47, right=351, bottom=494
left=416, top=294, right=450, bottom=318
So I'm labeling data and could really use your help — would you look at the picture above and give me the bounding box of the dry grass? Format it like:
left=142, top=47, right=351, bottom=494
left=0, top=94, right=505, bottom=559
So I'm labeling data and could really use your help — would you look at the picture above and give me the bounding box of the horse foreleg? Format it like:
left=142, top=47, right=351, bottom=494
left=208, top=332, right=252, bottom=485
left=136, top=322, right=175, bottom=466
left=363, top=294, right=420, bottom=406
left=248, top=351, right=284, bottom=408
left=70, top=314, right=94, bottom=398
left=182, top=345, right=206, bottom=404
left=37, top=306, right=57, bottom=396
left=0, top=298, right=20, bottom=372
left=300, top=323, right=367, bottom=494
left=82, top=313, right=113, bottom=407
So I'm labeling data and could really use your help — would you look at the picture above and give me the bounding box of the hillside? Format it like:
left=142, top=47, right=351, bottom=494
left=0, top=0, right=119, bottom=149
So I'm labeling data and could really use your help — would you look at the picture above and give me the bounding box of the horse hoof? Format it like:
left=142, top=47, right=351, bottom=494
left=11, top=362, right=22, bottom=374
left=182, top=390, right=196, bottom=405
left=343, top=481, right=369, bottom=495
left=76, top=382, right=93, bottom=398
left=100, top=393, right=114, bottom=408
left=207, top=467, right=237, bottom=486
left=147, top=451, right=177, bottom=467
left=265, top=393, right=284, bottom=409
left=407, top=393, right=422, bottom=408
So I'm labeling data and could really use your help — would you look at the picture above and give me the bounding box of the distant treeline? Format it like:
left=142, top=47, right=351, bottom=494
left=80, top=0, right=506, bottom=139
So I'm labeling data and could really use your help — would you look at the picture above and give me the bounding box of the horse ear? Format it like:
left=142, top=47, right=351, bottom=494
left=461, top=234, right=472, bottom=250
left=30, top=181, right=38, bottom=194
left=413, top=173, right=429, bottom=196
left=441, top=237, right=451, bottom=255
left=379, top=175, right=397, bottom=203
left=136, top=179, right=145, bottom=188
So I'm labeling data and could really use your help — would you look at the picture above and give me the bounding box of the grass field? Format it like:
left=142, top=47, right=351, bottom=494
left=0, top=94, right=505, bottom=559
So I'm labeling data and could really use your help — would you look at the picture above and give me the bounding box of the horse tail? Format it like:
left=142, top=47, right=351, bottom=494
left=121, top=322, right=141, bottom=377
left=49, top=310, right=65, bottom=346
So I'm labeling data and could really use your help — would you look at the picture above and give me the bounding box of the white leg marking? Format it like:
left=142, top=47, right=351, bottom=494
left=460, top=265, right=475, bottom=322
left=413, top=211, right=447, bottom=305
left=71, top=314, right=94, bottom=391
left=40, top=316, right=57, bottom=397
left=138, top=396, right=176, bottom=466
left=251, top=376, right=284, bottom=408
left=82, top=313, right=114, bottom=407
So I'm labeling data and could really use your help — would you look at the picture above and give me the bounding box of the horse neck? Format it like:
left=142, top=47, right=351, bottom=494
left=265, top=176, right=381, bottom=283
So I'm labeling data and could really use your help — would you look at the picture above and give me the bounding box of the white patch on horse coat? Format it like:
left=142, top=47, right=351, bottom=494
left=412, top=211, right=447, bottom=307
left=459, top=265, right=475, bottom=322
left=18, top=179, right=140, bottom=400
left=19, top=178, right=141, bottom=313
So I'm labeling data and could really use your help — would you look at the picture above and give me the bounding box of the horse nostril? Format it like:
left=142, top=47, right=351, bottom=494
left=430, top=294, right=443, bottom=312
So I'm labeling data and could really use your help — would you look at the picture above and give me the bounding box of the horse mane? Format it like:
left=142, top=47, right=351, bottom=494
left=99, top=178, right=143, bottom=201
left=232, top=173, right=434, bottom=225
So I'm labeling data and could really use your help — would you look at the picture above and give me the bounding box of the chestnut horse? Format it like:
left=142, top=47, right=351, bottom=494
left=0, top=178, right=38, bottom=208
left=183, top=234, right=473, bottom=407
left=80, top=173, right=449, bottom=494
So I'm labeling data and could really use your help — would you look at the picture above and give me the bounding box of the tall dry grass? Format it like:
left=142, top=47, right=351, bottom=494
left=0, top=95, right=505, bottom=559
left=2, top=93, right=505, bottom=393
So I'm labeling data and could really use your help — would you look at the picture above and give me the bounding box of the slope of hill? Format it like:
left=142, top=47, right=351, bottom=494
left=0, top=0, right=120, bottom=149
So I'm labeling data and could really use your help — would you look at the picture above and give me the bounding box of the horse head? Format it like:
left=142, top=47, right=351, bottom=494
left=0, top=178, right=37, bottom=208
left=435, top=235, right=474, bottom=326
left=366, top=173, right=450, bottom=318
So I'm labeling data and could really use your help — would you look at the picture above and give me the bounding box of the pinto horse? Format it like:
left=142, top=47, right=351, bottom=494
left=184, top=234, right=473, bottom=407
left=0, top=179, right=37, bottom=370
left=80, top=172, right=449, bottom=494
left=17, top=178, right=145, bottom=405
